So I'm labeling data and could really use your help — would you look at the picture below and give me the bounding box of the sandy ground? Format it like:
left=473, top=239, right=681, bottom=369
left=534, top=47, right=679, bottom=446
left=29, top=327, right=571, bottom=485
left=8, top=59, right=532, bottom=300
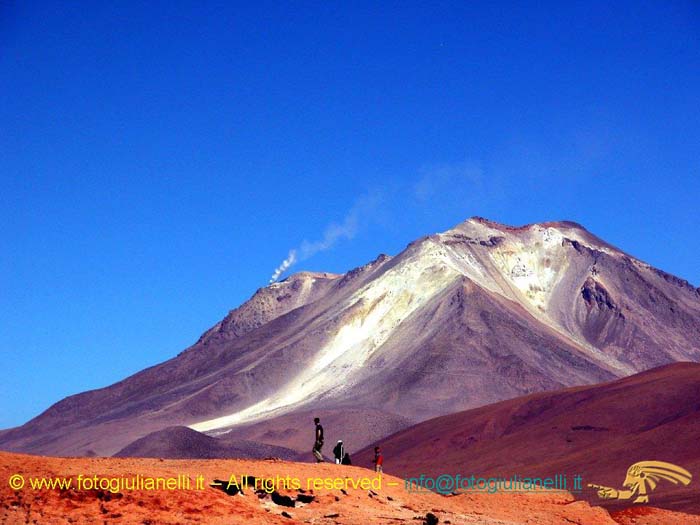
left=2, top=452, right=698, bottom=524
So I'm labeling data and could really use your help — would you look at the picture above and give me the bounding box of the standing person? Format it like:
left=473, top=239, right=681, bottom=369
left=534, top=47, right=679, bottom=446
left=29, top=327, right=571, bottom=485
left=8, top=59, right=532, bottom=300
left=333, top=440, right=344, bottom=464
left=312, top=417, right=324, bottom=462
left=372, top=446, right=384, bottom=473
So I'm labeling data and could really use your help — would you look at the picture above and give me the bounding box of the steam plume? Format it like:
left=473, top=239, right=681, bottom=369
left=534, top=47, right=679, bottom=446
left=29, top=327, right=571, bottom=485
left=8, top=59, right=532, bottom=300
left=269, top=249, right=297, bottom=283
left=267, top=193, right=379, bottom=283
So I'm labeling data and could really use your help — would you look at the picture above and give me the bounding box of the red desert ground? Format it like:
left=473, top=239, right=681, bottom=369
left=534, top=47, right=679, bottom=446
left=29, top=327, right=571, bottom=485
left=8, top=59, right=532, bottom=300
left=2, top=219, right=699, bottom=523
left=2, top=451, right=700, bottom=524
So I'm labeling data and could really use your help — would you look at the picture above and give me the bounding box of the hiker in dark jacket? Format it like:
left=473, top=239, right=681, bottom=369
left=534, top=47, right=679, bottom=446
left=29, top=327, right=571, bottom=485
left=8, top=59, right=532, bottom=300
left=312, top=417, right=324, bottom=462
left=333, top=440, right=345, bottom=464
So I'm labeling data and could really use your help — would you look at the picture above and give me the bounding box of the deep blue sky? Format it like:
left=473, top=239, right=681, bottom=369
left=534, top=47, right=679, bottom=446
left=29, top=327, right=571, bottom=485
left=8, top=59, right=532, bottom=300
left=1, top=2, right=699, bottom=428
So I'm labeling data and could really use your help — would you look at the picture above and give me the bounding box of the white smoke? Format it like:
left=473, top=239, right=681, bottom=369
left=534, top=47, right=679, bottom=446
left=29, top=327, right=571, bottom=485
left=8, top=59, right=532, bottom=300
left=268, top=249, right=297, bottom=283
left=267, top=193, right=379, bottom=283
left=298, top=207, right=359, bottom=260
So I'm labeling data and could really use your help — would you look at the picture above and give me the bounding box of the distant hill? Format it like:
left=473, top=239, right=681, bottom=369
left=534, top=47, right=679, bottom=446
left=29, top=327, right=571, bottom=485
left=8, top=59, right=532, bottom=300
left=114, top=425, right=298, bottom=460
left=356, top=362, right=700, bottom=514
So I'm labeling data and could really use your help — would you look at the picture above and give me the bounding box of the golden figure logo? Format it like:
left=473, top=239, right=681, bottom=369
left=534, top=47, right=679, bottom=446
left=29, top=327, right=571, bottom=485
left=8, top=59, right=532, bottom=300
left=588, top=461, right=692, bottom=504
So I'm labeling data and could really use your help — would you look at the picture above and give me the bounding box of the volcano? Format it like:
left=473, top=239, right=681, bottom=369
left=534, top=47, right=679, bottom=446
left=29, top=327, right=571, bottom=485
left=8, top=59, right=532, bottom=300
left=1, top=218, right=699, bottom=457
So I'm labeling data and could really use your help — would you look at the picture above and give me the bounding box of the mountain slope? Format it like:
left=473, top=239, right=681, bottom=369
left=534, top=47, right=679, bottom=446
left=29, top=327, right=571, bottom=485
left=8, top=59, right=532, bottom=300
left=356, top=362, right=700, bottom=514
left=1, top=218, right=699, bottom=456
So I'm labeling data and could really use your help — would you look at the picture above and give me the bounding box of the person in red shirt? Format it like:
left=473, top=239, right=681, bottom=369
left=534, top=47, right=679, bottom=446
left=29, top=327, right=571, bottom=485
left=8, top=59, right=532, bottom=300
left=372, top=446, right=384, bottom=473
